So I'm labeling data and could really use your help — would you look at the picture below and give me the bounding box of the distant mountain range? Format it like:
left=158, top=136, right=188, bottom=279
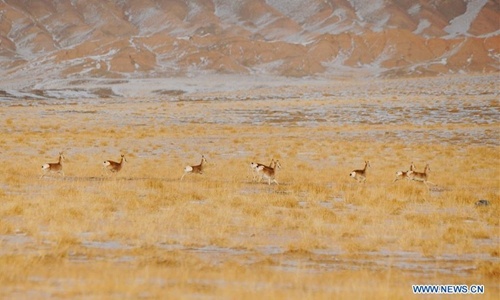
left=1, top=0, right=499, bottom=84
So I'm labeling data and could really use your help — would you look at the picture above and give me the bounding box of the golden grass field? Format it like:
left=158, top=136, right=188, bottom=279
left=0, top=75, right=499, bottom=299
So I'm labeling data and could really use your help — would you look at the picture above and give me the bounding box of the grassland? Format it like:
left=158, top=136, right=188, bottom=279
left=0, top=75, right=498, bottom=299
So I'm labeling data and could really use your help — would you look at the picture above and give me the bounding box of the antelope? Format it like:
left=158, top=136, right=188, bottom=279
left=103, top=154, right=127, bottom=175
left=350, top=160, right=370, bottom=183
left=256, top=159, right=281, bottom=185
left=181, top=155, right=207, bottom=180
left=409, top=163, right=435, bottom=188
left=40, top=152, right=65, bottom=179
left=393, top=162, right=416, bottom=183
left=250, top=158, right=274, bottom=182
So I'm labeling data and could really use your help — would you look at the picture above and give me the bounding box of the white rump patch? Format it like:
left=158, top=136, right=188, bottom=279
left=350, top=172, right=356, bottom=178
left=184, top=166, right=193, bottom=172
left=42, top=163, right=50, bottom=170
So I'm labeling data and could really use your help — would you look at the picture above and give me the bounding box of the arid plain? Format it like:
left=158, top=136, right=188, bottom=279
left=0, top=74, right=498, bottom=299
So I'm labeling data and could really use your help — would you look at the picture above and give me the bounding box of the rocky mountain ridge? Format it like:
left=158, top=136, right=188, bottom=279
left=0, top=0, right=498, bottom=90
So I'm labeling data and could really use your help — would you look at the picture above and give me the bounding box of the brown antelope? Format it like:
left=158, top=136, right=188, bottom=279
left=181, top=155, right=207, bottom=180
left=393, top=162, right=416, bottom=183
left=103, top=154, right=126, bottom=176
left=256, top=159, right=281, bottom=185
left=350, top=161, right=370, bottom=183
left=250, top=158, right=274, bottom=182
left=409, top=163, right=435, bottom=188
left=40, top=152, right=65, bottom=179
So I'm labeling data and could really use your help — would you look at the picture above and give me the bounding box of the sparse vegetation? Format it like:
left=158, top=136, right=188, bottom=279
left=0, top=76, right=498, bottom=299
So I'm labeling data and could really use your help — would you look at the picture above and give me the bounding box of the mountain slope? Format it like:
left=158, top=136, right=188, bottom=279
left=0, top=0, right=498, bottom=85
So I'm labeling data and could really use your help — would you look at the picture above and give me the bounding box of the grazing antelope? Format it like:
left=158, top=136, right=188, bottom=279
left=40, top=152, right=65, bottom=179
left=103, top=154, right=126, bottom=175
left=181, top=155, right=207, bottom=181
left=250, top=158, right=274, bottom=182
left=409, top=163, right=435, bottom=188
left=256, top=159, right=281, bottom=185
left=393, top=162, right=416, bottom=183
left=350, top=161, right=370, bottom=183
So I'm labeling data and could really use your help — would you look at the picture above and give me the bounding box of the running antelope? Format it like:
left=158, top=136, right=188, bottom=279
left=256, top=159, right=281, bottom=185
left=409, top=163, right=435, bottom=188
left=250, top=158, right=274, bottom=182
left=393, top=162, right=416, bottom=183
left=40, top=152, right=65, bottom=179
left=103, top=154, right=127, bottom=175
left=181, top=155, right=207, bottom=181
left=350, top=161, right=370, bottom=183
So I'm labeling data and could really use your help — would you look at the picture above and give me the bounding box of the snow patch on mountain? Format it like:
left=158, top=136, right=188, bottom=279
left=266, top=0, right=321, bottom=24
left=347, top=0, right=384, bottom=21
left=125, top=7, right=163, bottom=35
left=414, top=19, right=431, bottom=35
left=408, top=4, right=421, bottom=16
left=444, top=0, right=488, bottom=38
left=185, top=1, right=203, bottom=22
left=213, top=0, right=243, bottom=23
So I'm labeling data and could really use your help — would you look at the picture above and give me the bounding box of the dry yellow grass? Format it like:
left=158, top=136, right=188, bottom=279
left=0, top=75, right=499, bottom=298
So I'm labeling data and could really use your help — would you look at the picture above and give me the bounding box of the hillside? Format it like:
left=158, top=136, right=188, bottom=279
left=0, top=0, right=498, bottom=94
